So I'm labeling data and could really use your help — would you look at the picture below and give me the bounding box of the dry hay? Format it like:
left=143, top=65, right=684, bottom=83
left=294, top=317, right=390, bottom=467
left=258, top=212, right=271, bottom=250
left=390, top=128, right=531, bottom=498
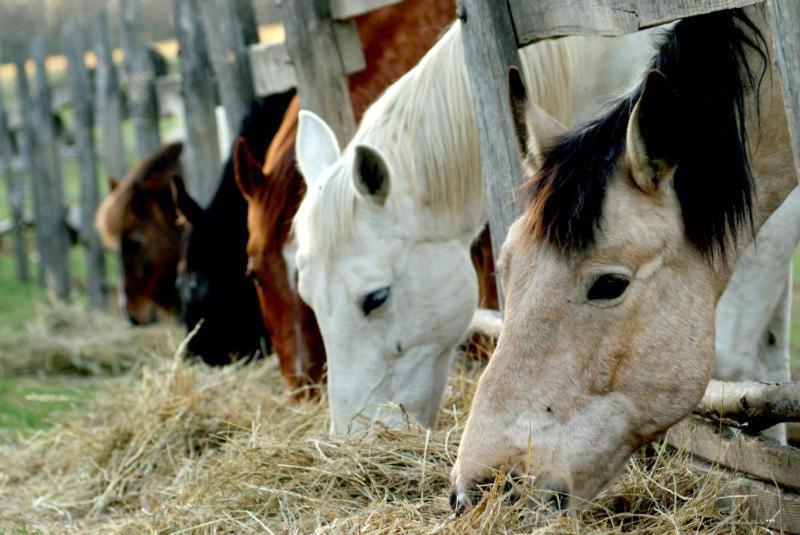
left=0, top=322, right=769, bottom=534
left=0, top=303, right=178, bottom=376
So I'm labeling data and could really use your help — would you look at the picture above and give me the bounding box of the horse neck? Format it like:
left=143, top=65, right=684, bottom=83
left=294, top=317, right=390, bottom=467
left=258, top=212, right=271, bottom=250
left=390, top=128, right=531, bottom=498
left=350, top=23, right=581, bottom=239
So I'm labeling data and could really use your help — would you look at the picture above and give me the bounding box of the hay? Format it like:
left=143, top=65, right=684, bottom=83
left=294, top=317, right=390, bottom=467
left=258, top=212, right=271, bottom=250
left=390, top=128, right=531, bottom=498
left=0, top=303, right=178, bottom=376
left=0, top=316, right=763, bottom=533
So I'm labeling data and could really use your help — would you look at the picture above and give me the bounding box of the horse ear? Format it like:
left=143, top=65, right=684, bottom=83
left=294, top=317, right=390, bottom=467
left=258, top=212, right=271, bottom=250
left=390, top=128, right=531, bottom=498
left=296, top=110, right=341, bottom=187
left=169, top=174, right=203, bottom=225
left=508, top=66, right=566, bottom=169
left=352, top=144, right=390, bottom=205
left=626, top=70, right=681, bottom=192
left=107, top=175, right=119, bottom=193
left=233, top=138, right=265, bottom=201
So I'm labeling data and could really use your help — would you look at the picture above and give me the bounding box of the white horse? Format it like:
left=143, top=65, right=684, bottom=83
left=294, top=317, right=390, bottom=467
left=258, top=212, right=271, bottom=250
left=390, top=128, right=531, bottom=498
left=292, top=22, right=660, bottom=436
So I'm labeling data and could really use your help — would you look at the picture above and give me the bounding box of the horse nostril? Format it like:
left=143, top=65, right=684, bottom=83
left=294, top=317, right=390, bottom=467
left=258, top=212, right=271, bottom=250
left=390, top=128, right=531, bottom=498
left=449, top=487, right=472, bottom=515
left=541, top=479, right=570, bottom=511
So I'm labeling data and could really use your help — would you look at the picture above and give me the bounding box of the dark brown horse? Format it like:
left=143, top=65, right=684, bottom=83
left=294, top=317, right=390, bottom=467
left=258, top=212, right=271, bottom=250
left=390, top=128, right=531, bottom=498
left=96, top=142, right=186, bottom=325
left=232, top=0, right=498, bottom=394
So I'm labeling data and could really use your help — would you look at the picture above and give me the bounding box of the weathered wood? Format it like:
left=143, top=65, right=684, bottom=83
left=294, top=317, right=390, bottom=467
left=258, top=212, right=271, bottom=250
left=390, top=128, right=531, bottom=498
left=174, top=0, right=221, bottom=206
left=511, top=0, right=765, bottom=45
left=120, top=0, right=161, bottom=158
left=458, top=0, right=524, bottom=309
left=234, top=0, right=260, bottom=47
left=199, top=0, right=256, bottom=140
left=0, top=86, right=29, bottom=282
left=666, top=415, right=800, bottom=491
left=91, top=9, right=127, bottom=182
left=770, top=0, right=800, bottom=181
left=30, top=36, right=72, bottom=301
left=13, top=56, right=46, bottom=286
left=330, top=0, right=402, bottom=19
left=690, top=459, right=800, bottom=533
left=249, top=22, right=366, bottom=98
left=65, top=20, right=107, bottom=311
left=696, top=379, right=800, bottom=433
left=282, top=0, right=356, bottom=144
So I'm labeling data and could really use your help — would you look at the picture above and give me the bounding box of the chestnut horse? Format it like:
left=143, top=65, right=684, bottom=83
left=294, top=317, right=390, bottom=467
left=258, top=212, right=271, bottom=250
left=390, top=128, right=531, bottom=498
left=95, top=142, right=185, bottom=325
left=452, top=8, right=796, bottom=509
left=227, top=0, right=463, bottom=392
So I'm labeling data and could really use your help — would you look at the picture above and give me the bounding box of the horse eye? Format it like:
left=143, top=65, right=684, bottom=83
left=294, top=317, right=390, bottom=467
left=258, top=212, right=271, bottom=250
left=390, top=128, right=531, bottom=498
left=587, top=274, right=629, bottom=301
left=362, top=287, right=390, bottom=316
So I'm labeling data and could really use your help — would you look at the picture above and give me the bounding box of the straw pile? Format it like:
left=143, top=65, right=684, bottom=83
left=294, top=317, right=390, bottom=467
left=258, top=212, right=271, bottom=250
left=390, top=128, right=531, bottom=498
left=0, top=310, right=759, bottom=533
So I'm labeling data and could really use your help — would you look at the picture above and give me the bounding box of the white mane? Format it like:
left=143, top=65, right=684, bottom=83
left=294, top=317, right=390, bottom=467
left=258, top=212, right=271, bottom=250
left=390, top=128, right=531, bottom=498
left=297, top=22, right=581, bottom=258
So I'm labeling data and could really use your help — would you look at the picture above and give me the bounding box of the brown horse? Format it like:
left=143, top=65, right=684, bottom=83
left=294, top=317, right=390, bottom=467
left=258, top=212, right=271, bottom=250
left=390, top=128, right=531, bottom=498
left=233, top=0, right=493, bottom=393
left=96, top=142, right=187, bottom=325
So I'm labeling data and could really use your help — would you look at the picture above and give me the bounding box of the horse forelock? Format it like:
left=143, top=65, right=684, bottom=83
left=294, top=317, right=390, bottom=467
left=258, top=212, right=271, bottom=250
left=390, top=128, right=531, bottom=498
left=522, top=9, right=766, bottom=261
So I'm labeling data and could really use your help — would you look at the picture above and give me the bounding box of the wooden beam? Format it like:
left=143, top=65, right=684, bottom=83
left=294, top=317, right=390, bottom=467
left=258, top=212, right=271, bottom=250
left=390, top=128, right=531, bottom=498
left=174, top=0, right=221, bottom=207
left=65, top=19, right=107, bottom=311
left=666, top=415, right=800, bottom=491
left=282, top=0, right=357, bottom=145
left=199, top=0, right=256, bottom=141
left=249, top=21, right=366, bottom=98
left=120, top=0, right=162, bottom=157
left=330, top=0, right=402, bottom=19
left=769, top=0, right=800, bottom=181
left=457, top=0, right=525, bottom=309
left=696, top=379, right=800, bottom=433
left=511, top=0, right=765, bottom=46
left=91, top=9, right=127, bottom=182
left=30, top=35, right=72, bottom=301
left=0, top=85, right=28, bottom=282
left=690, top=459, right=800, bottom=533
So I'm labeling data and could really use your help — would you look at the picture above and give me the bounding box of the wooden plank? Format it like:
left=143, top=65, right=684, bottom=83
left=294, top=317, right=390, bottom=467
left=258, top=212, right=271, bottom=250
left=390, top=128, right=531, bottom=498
left=91, top=9, right=127, bottom=181
left=249, top=21, right=366, bottom=98
left=174, top=0, right=222, bottom=207
left=13, top=55, right=46, bottom=286
left=458, top=0, right=525, bottom=309
left=65, top=19, right=107, bottom=311
left=769, top=0, right=800, bottom=182
left=120, top=0, right=162, bottom=158
left=282, top=0, right=356, bottom=145
left=511, top=0, right=765, bottom=46
left=510, top=0, right=638, bottom=43
left=690, top=459, right=800, bottom=533
left=30, top=36, right=72, bottom=301
left=0, top=84, right=28, bottom=282
left=666, top=415, right=800, bottom=491
left=331, top=0, right=402, bottom=19
left=199, top=0, right=256, bottom=141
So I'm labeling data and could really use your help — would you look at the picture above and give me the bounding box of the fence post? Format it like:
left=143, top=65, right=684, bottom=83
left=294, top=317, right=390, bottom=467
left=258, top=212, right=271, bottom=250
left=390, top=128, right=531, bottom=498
left=120, top=0, right=161, bottom=158
left=30, top=35, right=71, bottom=301
left=174, top=0, right=221, bottom=206
left=0, top=89, right=28, bottom=282
left=199, top=0, right=256, bottom=139
left=13, top=56, right=45, bottom=286
left=457, top=0, right=523, bottom=309
left=92, top=9, right=127, bottom=181
left=65, top=19, right=107, bottom=311
left=769, top=0, right=800, bottom=180
left=281, top=0, right=356, bottom=144
left=235, top=0, right=260, bottom=47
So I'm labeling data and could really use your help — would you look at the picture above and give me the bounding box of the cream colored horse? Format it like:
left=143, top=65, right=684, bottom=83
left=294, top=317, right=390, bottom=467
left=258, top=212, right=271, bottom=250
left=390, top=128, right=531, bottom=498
left=293, top=24, right=659, bottom=436
left=452, top=8, right=796, bottom=510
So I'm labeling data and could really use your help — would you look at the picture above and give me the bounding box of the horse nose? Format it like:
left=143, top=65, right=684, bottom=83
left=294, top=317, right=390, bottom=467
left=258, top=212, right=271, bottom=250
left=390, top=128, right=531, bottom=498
left=540, top=478, right=570, bottom=511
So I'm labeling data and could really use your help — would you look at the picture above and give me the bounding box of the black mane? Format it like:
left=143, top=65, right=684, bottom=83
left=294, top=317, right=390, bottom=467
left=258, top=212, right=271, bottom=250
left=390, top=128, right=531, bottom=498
left=524, top=9, right=767, bottom=259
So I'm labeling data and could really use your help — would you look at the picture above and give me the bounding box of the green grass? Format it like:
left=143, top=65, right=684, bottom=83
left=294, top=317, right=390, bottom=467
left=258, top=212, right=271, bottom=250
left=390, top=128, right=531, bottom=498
left=0, top=377, right=94, bottom=434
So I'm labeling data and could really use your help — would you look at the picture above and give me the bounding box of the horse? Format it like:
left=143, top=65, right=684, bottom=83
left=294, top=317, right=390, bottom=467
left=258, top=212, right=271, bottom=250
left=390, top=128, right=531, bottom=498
left=95, top=142, right=185, bottom=325
left=293, top=23, right=660, bottom=434
left=451, top=8, right=796, bottom=510
left=174, top=90, right=296, bottom=365
left=227, top=0, right=460, bottom=391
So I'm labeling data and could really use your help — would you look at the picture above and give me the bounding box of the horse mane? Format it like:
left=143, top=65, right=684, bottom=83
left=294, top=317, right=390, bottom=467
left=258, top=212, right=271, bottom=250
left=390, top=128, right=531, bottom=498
left=95, top=142, right=183, bottom=248
left=298, top=22, right=575, bottom=258
left=523, top=9, right=768, bottom=260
